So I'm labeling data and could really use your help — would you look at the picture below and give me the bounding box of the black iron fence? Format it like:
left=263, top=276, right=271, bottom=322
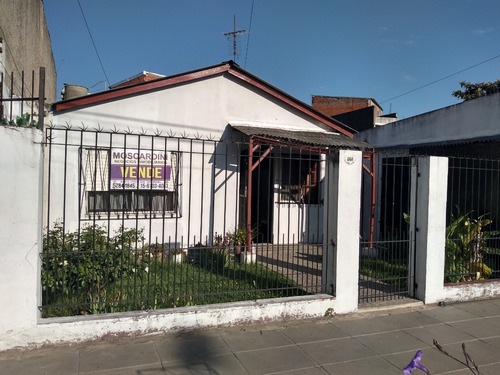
left=445, top=156, right=500, bottom=283
left=0, top=67, right=45, bottom=129
left=358, top=153, right=415, bottom=303
left=41, top=126, right=326, bottom=317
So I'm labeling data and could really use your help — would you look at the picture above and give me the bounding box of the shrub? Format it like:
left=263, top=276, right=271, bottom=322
left=41, top=222, right=144, bottom=315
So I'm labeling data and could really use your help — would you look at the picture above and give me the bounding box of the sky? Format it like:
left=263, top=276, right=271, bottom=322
left=43, top=0, right=500, bottom=119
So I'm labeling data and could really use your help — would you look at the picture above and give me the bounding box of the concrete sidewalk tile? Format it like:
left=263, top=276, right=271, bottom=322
left=449, top=317, right=500, bottom=339
left=332, top=315, right=398, bottom=336
left=323, top=356, right=402, bottom=375
left=280, top=321, right=348, bottom=344
left=0, top=349, right=79, bottom=375
left=235, top=346, right=316, bottom=375
left=380, top=311, right=441, bottom=329
left=404, top=323, right=476, bottom=346
left=80, top=364, right=167, bottom=375
left=440, top=339, right=500, bottom=367
left=299, top=337, right=377, bottom=364
left=354, top=330, right=427, bottom=356
left=79, top=340, right=160, bottom=373
left=383, top=347, right=466, bottom=374
left=420, top=305, right=482, bottom=322
left=155, top=335, right=231, bottom=363
left=470, top=362, right=500, bottom=375
left=220, top=329, right=293, bottom=352
left=162, top=353, right=247, bottom=375
left=272, top=366, right=330, bottom=375
left=455, top=300, right=500, bottom=317
left=482, top=336, right=500, bottom=350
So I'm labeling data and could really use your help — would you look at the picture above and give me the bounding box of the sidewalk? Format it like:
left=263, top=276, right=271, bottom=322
left=1, top=298, right=500, bottom=375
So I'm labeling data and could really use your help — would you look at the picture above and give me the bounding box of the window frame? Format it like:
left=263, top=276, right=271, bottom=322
left=82, top=147, right=180, bottom=217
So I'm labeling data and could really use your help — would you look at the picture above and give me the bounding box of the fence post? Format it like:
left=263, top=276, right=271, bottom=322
left=413, top=156, right=448, bottom=303
left=38, top=67, right=45, bottom=130
left=0, top=127, right=44, bottom=336
left=323, top=149, right=362, bottom=313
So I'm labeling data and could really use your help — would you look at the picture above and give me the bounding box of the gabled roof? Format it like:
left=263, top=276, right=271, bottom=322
left=53, top=61, right=355, bottom=137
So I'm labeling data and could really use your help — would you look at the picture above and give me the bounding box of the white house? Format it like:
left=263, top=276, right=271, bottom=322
left=50, top=61, right=369, bottom=248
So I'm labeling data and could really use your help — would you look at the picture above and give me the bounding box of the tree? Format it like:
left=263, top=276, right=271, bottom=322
left=452, top=79, right=500, bottom=101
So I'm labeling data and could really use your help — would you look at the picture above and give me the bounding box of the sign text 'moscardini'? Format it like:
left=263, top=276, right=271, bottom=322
left=110, top=148, right=172, bottom=190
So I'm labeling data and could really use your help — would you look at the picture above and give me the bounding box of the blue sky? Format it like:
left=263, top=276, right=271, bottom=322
left=44, top=0, right=500, bottom=119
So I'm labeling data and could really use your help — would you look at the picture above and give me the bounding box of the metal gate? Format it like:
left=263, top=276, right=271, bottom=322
left=358, top=152, right=416, bottom=303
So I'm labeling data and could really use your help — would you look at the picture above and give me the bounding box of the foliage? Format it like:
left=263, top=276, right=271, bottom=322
left=445, top=210, right=499, bottom=283
left=227, top=225, right=257, bottom=246
left=232, top=226, right=247, bottom=245
left=42, top=225, right=304, bottom=318
left=41, top=222, right=145, bottom=315
left=452, top=79, right=500, bottom=101
left=359, top=257, right=409, bottom=289
left=1, top=113, right=38, bottom=128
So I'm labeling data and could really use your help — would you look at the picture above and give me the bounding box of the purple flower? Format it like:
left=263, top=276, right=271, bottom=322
left=403, top=350, right=430, bottom=375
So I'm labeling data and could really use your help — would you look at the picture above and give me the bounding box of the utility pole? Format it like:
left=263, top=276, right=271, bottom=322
left=224, top=15, right=246, bottom=63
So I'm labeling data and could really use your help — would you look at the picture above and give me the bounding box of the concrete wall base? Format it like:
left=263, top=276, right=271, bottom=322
left=1, top=295, right=342, bottom=351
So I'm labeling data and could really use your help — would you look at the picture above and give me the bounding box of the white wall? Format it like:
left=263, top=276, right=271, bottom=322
left=50, top=73, right=338, bottom=246
left=0, top=126, right=43, bottom=336
left=43, top=129, right=241, bottom=248
left=356, top=93, right=500, bottom=148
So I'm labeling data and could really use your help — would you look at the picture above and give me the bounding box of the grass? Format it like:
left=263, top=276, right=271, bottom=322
left=359, top=256, right=409, bottom=289
left=41, top=249, right=307, bottom=318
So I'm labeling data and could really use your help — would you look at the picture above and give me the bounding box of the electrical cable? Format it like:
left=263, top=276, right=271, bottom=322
left=381, top=53, right=500, bottom=103
left=77, top=0, right=110, bottom=87
left=244, top=0, right=255, bottom=69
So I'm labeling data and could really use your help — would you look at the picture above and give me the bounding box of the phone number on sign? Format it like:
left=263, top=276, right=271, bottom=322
left=111, top=181, right=169, bottom=190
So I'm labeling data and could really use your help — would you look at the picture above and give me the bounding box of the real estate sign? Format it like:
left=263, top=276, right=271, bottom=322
left=110, top=148, right=172, bottom=190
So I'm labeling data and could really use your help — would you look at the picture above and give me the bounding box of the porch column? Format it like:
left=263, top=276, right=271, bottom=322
left=413, top=156, right=448, bottom=303
left=323, top=149, right=362, bottom=314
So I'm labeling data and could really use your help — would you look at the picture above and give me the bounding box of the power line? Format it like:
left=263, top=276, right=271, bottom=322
left=244, top=0, right=255, bottom=69
left=381, top=53, right=500, bottom=103
left=77, top=0, right=110, bottom=87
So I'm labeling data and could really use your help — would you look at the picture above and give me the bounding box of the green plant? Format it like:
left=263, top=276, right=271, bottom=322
left=228, top=225, right=257, bottom=247
left=1, top=113, right=39, bottom=128
left=445, top=210, right=499, bottom=283
left=41, top=222, right=145, bottom=315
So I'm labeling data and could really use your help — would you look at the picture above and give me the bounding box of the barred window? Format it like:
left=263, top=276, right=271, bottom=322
left=279, top=156, right=319, bottom=204
left=83, top=148, right=178, bottom=215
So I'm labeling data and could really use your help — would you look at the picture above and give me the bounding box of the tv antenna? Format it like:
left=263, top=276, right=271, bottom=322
left=224, top=15, right=246, bottom=63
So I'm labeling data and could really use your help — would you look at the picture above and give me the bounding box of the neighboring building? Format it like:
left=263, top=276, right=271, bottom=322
left=356, top=93, right=500, bottom=251
left=355, top=92, right=500, bottom=157
left=50, top=61, right=370, bottom=246
left=311, top=95, right=397, bottom=132
left=0, top=0, right=57, bottom=119
left=109, top=71, right=165, bottom=89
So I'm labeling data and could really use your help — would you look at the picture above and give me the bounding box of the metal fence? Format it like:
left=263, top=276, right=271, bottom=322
left=0, top=67, right=45, bottom=129
left=358, top=153, right=415, bottom=303
left=445, top=156, right=500, bottom=283
left=40, top=126, right=326, bottom=317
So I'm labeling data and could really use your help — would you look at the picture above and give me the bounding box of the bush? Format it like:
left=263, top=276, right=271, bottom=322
left=41, top=222, right=144, bottom=315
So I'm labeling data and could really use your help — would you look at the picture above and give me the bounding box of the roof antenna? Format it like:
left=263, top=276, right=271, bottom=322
left=224, top=15, right=246, bottom=63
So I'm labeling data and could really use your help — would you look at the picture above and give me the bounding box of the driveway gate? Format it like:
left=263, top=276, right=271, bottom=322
left=358, top=153, right=416, bottom=303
